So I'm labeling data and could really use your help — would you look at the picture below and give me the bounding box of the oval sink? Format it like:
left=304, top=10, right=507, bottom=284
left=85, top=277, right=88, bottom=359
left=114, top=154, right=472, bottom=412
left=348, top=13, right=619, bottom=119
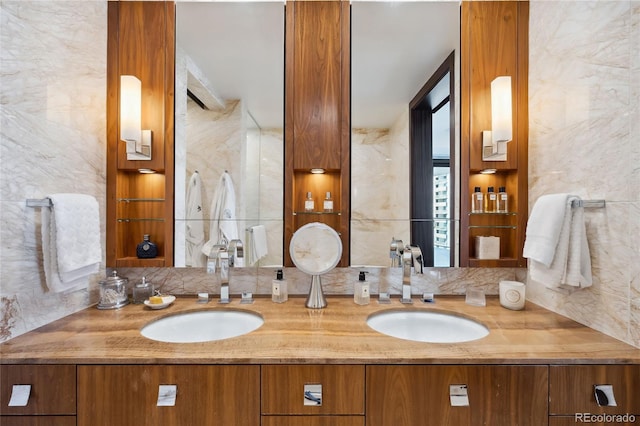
left=141, top=310, right=263, bottom=343
left=367, top=310, right=489, bottom=343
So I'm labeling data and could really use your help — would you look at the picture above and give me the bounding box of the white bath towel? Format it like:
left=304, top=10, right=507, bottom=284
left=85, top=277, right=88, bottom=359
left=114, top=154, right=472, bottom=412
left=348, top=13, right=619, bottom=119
left=523, top=194, right=592, bottom=290
left=42, top=194, right=101, bottom=293
left=201, top=171, right=238, bottom=257
left=185, top=171, right=205, bottom=267
left=248, top=225, right=268, bottom=266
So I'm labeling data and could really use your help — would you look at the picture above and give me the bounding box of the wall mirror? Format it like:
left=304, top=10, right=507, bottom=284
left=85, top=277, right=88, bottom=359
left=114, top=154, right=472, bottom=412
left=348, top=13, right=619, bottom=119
left=350, top=1, right=460, bottom=267
left=173, top=1, right=460, bottom=268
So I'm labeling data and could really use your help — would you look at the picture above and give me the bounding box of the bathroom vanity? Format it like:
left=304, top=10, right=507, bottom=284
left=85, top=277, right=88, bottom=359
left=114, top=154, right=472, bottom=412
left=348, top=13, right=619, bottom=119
left=1, top=297, right=639, bottom=426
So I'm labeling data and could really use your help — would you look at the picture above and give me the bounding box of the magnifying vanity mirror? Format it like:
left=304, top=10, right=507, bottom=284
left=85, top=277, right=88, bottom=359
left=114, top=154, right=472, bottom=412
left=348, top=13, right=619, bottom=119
left=290, top=222, right=343, bottom=308
left=173, top=1, right=460, bottom=268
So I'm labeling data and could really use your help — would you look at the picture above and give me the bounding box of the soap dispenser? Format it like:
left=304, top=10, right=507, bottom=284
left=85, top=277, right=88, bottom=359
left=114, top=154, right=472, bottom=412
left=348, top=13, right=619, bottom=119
left=272, top=269, right=288, bottom=303
left=354, top=271, right=370, bottom=305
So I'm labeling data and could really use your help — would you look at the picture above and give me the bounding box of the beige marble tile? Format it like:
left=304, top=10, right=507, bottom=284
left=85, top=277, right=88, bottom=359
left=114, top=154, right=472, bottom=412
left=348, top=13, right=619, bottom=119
left=0, top=1, right=107, bottom=342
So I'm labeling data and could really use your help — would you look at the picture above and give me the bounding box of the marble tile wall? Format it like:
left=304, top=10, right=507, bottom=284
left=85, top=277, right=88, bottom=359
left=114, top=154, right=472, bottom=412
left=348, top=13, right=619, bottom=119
left=527, top=0, right=639, bottom=348
left=0, top=1, right=107, bottom=341
left=351, top=110, right=410, bottom=266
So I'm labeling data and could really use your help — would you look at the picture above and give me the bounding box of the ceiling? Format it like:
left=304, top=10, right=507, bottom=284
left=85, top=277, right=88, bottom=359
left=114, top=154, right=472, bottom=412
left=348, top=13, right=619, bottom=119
left=176, top=1, right=460, bottom=129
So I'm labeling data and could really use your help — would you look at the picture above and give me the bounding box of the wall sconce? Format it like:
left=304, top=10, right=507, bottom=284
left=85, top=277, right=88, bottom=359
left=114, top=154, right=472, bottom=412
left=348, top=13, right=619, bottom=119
left=120, top=75, right=152, bottom=161
left=482, top=76, right=512, bottom=161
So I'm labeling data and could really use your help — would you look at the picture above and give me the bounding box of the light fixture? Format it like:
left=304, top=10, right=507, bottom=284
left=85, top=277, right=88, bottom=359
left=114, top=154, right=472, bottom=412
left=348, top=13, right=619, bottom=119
left=482, top=76, right=512, bottom=161
left=480, top=168, right=497, bottom=174
left=121, top=75, right=152, bottom=161
left=310, top=168, right=325, bottom=174
left=138, top=168, right=156, bottom=174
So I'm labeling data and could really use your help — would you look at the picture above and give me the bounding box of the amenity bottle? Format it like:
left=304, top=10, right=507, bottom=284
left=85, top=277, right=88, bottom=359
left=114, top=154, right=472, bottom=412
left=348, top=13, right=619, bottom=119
left=471, top=187, right=483, bottom=213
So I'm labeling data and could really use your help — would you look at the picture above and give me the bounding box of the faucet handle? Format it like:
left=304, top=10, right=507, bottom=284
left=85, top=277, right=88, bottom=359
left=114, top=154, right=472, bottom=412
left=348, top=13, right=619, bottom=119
left=409, top=245, right=424, bottom=274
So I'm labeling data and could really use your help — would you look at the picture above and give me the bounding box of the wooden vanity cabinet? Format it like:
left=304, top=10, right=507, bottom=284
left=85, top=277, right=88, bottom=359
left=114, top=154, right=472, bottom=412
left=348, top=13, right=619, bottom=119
left=77, top=365, right=260, bottom=426
left=262, top=365, right=365, bottom=425
left=549, top=365, right=640, bottom=425
left=366, top=365, right=548, bottom=426
left=0, top=365, right=76, bottom=426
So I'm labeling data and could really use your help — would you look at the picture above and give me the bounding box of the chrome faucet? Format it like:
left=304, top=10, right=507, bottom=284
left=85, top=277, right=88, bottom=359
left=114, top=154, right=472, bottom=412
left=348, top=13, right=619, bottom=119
left=400, top=245, right=424, bottom=304
left=390, top=237, right=404, bottom=267
left=228, top=239, right=244, bottom=267
left=217, top=247, right=231, bottom=303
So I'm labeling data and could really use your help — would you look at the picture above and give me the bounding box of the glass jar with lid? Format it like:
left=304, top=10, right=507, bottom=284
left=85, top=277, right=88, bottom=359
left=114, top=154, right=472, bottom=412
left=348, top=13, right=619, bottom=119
left=97, top=271, right=129, bottom=309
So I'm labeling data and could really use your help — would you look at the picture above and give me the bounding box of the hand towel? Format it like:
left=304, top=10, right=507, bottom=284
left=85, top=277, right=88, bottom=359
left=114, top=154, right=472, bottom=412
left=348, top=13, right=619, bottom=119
left=202, top=171, right=239, bottom=257
left=185, top=171, right=205, bottom=267
left=524, top=194, right=592, bottom=290
left=42, top=194, right=101, bottom=293
left=523, top=193, right=572, bottom=267
left=248, top=225, right=268, bottom=266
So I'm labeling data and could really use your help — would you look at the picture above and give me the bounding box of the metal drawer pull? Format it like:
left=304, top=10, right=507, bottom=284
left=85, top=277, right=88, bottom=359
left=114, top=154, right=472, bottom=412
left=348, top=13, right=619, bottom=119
left=594, top=385, right=617, bottom=407
left=157, top=385, right=177, bottom=407
left=303, top=384, right=322, bottom=406
left=450, top=384, right=470, bottom=407
left=8, top=385, right=31, bottom=407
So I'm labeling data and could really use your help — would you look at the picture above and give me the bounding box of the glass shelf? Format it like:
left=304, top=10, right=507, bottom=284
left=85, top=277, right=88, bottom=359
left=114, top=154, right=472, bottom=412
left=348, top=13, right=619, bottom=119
left=117, top=198, right=165, bottom=203
left=117, top=218, right=165, bottom=223
left=293, top=211, right=341, bottom=215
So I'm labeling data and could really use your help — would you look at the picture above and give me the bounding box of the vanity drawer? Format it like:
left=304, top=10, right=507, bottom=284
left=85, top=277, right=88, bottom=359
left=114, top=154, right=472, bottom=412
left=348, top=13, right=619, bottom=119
left=0, top=365, right=76, bottom=415
left=263, top=416, right=364, bottom=426
left=262, top=365, right=365, bottom=415
left=549, top=365, right=640, bottom=415
left=0, top=416, right=76, bottom=426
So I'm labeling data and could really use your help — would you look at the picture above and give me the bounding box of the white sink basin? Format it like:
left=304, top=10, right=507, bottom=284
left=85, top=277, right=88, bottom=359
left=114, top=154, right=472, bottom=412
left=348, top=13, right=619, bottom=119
left=140, top=310, right=263, bottom=343
left=367, top=310, right=489, bottom=343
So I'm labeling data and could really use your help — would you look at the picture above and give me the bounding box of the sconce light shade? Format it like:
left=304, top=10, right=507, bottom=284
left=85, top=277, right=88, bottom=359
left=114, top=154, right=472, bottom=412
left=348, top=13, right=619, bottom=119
left=491, top=76, right=512, bottom=144
left=120, top=75, right=152, bottom=160
left=482, top=76, right=513, bottom=161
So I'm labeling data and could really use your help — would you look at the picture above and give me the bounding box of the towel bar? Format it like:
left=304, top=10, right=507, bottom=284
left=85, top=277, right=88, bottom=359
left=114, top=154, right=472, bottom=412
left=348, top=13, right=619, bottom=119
left=26, top=198, right=52, bottom=207
left=572, top=199, right=605, bottom=208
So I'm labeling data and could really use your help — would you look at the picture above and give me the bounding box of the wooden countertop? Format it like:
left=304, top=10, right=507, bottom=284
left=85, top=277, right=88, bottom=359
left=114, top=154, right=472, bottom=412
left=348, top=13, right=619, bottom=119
left=1, top=296, right=639, bottom=365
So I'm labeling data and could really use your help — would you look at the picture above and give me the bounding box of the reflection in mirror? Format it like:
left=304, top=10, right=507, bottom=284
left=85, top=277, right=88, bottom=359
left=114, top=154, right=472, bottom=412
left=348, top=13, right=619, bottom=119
left=350, top=1, right=460, bottom=267
left=410, top=53, right=455, bottom=267
left=173, top=2, right=284, bottom=268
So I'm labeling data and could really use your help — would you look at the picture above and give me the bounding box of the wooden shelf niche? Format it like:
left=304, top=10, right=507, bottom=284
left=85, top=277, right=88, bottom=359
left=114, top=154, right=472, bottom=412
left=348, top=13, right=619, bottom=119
left=106, top=1, right=175, bottom=267
left=284, top=0, right=350, bottom=267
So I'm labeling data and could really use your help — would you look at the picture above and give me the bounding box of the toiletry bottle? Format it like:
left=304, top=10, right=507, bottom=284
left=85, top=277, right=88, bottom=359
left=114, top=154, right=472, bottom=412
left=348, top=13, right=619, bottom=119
left=272, top=269, right=288, bottom=303
left=304, top=192, right=315, bottom=212
left=471, top=187, right=483, bottom=213
left=354, top=271, right=370, bottom=305
left=133, top=276, right=154, bottom=304
left=323, top=191, right=334, bottom=212
left=497, top=186, right=508, bottom=213
left=136, top=234, right=158, bottom=259
left=485, top=186, right=497, bottom=213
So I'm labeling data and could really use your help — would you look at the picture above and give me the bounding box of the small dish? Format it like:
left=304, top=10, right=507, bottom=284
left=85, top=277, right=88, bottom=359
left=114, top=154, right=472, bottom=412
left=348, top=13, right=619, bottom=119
left=144, top=295, right=176, bottom=310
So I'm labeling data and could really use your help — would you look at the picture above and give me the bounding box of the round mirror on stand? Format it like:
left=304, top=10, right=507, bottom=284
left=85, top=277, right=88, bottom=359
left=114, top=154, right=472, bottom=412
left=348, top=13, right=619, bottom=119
left=289, top=222, right=343, bottom=309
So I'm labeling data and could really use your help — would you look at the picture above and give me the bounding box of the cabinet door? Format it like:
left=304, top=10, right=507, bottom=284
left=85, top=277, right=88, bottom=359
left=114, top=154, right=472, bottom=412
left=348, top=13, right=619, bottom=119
left=262, top=365, right=365, bottom=415
left=77, top=365, right=260, bottom=426
left=366, top=365, right=548, bottom=426
left=263, top=416, right=364, bottom=426
left=549, top=365, right=640, bottom=415
left=0, top=365, right=76, bottom=416
left=0, top=417, right=76, bottom=426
